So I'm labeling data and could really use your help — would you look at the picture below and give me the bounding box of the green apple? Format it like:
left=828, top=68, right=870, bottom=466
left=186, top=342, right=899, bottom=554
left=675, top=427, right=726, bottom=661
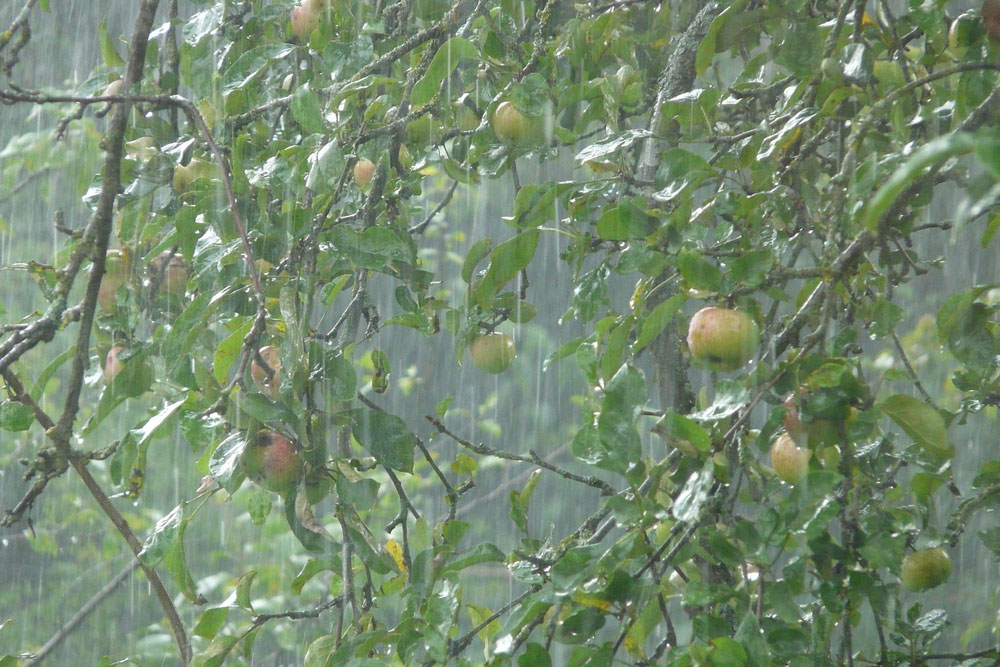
left=104, top=345, right=126, bottom=383
left=901, top=547, right=952, bottom=592
left=686, top=307, right=760, bottom=372
left=469, top=333, right=516, bottom=374
left=250, top=345, right=282, bottom=400
left=492, top=101, right=542, bottom=145
left=241, top=431, right=302, bottom=493
left=97, top=249, right=127, bottom=311
left=354, top=159, right=376, bottom=188
left=770, top=433, right=810, bottom=484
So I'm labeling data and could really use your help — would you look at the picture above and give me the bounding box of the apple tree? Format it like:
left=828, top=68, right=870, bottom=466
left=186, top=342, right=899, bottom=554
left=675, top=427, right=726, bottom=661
left=2, top=0, right=1000, bottom=664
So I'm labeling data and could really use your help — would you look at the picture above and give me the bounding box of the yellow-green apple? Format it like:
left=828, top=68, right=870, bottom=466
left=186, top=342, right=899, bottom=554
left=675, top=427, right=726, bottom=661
left=250, top=345, right=282, bottom=399
left=901, top=547, right=952, bottom=592
left=492, top=101, right=542, bottom=145
left=172, top=158, right=217, bottom=193
left=770, top=433, right=810, bottom=484
left=469, top=333, right=516, bottom=374
left=97, top=249, right=127, bottom=311
left=241, top=430, right=302, bottom=493
left=686, top=307, right=760, bottom=371
left=354, top=159, right=376, bottom=188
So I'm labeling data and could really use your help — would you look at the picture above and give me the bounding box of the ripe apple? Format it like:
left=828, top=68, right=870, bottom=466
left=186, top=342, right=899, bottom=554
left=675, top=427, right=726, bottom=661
left=149, top=252, right=188, bottom=295
left=782, top=393, right=842, bottom=449
left=469, top=333, right=516, bottom=374
left=686, top=307, right=760, bottom=372
left=104, top=345, right=126, bottom=383
left=97, top=249, right=127, bottom=311
left=354, top=159, right=376, bottom=188
left=492, top=101, right=542, bottom=145
left=241, top=431, right=302, bottom=493
left=250, top=345, right=282, bottom=399
left=770, top=433, right=810, bottom=484
left=290, top=0, right=324, bottom=41
left=900, top=547, right=952, bottom=592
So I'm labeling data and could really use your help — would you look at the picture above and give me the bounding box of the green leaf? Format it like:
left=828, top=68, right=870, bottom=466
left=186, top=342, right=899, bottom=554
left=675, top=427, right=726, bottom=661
left=676, top=250, right=722, bottom=291
left=139, top=504, right=183, bottom=567
left=879, top=394, right=952, bottom=457
left=597, top=365, right=646, bottom=470
left=292, top=83, right=327, bottom=135
left=99, top=21, right=125, bottom=67
left=475, top=230, right=539, bottom=307
left=208, top=432, right=247, bottom=492
left=862, top=133, right=976, bottom=231
left=411, top=38, right=478, bottom=107
left=635, top=293, right=687, bottom=351
left=672, top=461, right=714, bottom=522
left=213, top=317, right=253, bottom=385
left=193, top=607, right=229, bottom=640
left=351, top=408, right=415, bottom=473
left=0, top=401, right=34, bottom=432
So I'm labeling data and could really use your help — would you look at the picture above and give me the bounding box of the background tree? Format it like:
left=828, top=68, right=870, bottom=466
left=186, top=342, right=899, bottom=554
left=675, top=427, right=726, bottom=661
left=2, top=0, right=1000, bottom=665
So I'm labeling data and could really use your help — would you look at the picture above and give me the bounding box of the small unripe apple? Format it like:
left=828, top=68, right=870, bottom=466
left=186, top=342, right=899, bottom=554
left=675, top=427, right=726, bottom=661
left=900, top=547, right=952, bottom=592
left=250, top=345, right=282, bottom=399
left=291, top=2, right=320, bottom=41
left=469, top=333, right=516, bottom=374
left=241, top=431, right=302, bottom=493
left=770, top=433, right=810, bottom=484
left=354, top=159, right=376, bottom=188
left=104, top=345, right=126, bottom=383
left=97, top=249, right=127, bottom=311
left=149, top=252, right=188, bottom=295
left=492, top=101, right=542, bottom=145
left=686, top=307, right=760, bottom=372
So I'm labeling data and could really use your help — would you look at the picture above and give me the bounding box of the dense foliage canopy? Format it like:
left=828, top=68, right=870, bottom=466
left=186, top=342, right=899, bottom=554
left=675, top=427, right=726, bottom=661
left=3, top=0, right=1000, bottom=665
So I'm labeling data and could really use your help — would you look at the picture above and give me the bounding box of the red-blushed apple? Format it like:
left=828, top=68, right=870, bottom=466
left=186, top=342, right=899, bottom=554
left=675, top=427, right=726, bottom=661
left=290, top=0, right=325, bottom=41
left=770, top=433, right=810, bottom=484
left=492, top=101, right=542, bottom=145
left=901, top=547, right=952, bottom=592
left=686, top=307, right=760, bottom=371
left=149, top=252, right=188, bottom=295
left=241, top=430, right=302, bottom=493
left=354, top=159, right=376, bottom=188
left=97, top=249, right=127, bottom=311
left=469, top=333, right=516, bottom=374
left=250, top=345, right=282, bottom=400
left=104, top=345, right=126, bottom=383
